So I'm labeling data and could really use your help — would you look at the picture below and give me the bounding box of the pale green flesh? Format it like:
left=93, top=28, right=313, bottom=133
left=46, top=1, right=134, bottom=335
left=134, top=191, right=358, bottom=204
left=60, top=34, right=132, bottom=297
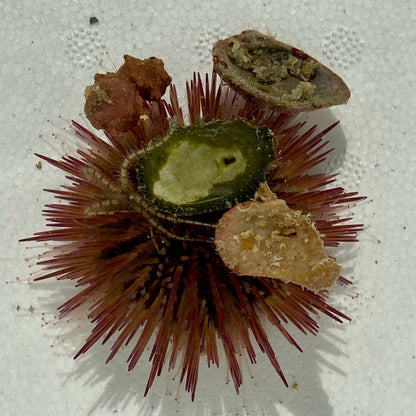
left=153, top=140, right=246, bottom=205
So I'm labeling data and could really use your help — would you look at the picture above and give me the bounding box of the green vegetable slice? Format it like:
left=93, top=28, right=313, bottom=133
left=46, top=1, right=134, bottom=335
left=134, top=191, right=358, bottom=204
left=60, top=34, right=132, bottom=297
left=137, top=118, right=274, bottom=216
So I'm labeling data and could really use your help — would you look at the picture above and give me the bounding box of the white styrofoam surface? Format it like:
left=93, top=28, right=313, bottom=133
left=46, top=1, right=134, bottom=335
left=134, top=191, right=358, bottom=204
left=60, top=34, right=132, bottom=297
left=1, top=0, right=415, bottom=415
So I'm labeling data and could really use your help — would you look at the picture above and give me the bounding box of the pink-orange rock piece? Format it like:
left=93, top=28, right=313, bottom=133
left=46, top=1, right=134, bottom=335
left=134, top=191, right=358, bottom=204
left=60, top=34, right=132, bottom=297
left=215, top=198, right=341, bottom=292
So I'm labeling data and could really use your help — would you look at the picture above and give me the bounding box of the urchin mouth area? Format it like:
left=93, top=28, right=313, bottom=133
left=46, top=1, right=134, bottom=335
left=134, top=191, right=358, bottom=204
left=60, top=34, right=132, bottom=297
left=136, top=118, right=274, bottom=217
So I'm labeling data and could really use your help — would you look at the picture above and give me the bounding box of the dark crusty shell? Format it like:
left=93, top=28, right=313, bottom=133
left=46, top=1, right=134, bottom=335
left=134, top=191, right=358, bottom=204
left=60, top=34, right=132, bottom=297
left=213, top=30, right=351, bottom=111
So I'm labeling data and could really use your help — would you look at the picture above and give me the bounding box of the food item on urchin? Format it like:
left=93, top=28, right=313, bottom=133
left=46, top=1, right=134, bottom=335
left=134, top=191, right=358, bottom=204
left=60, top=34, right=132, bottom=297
left=137, top=118, right=274, bottom=216
left=215, top=195, right=341, bottom=292
left=213, top=30, right=351, bottom=111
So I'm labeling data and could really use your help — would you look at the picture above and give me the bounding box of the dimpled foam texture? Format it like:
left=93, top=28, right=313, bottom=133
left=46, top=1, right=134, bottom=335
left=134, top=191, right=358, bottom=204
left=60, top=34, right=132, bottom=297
left=1, top=0, right=415, bottom=415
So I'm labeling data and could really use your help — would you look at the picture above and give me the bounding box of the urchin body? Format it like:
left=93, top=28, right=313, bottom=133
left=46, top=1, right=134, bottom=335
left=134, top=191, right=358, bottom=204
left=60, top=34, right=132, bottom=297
left=23, top=33, right=365, bottom=400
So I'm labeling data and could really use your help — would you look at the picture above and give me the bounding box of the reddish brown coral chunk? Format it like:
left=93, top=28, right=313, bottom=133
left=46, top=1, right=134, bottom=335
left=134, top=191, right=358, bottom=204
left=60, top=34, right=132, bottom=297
left=118, top=55, right=172, bottom=100
left=84, top=73, right=146, bottom=134
left=84, top=55, right=172, bottom=137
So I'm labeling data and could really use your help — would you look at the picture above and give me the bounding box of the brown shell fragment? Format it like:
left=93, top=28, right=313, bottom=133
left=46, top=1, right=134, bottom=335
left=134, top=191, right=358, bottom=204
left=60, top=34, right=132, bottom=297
left=215, top=198, right=341, bottom=292
left=213, top=30, right=351, bottom=111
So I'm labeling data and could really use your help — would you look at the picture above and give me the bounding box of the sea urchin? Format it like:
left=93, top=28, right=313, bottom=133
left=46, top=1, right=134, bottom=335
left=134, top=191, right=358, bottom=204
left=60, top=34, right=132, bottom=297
left=22, top=33, right=365, bottom=400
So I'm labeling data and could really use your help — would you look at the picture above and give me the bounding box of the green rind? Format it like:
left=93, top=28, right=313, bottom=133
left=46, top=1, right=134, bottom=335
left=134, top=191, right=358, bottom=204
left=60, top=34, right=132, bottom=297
left=136, top=118, right=274, bottom=216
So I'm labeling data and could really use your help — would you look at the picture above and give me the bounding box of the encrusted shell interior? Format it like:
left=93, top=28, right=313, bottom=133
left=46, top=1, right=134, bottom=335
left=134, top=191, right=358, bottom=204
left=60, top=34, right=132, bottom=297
left=213, top=30, right=351, bottom=111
